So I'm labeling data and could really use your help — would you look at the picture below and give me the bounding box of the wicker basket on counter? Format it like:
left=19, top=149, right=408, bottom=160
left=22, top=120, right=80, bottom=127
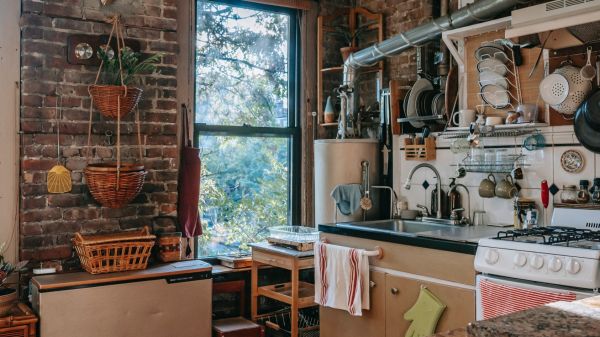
left=156, top=232, right=182, bottom=263
left=0, top=303, right=38, bottom=337
left=72, top=226, right=156, bottom=274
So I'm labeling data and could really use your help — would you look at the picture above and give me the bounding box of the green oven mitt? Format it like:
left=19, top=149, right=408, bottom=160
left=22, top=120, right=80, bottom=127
left=404, top=287, right=447, bottom=337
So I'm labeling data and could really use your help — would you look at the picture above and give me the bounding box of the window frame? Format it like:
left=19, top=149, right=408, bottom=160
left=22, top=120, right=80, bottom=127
left=193, top=0, right=302, bottom=254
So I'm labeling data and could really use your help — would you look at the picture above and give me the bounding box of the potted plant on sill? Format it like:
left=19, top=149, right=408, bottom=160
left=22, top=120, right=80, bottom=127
left=0, top=243, right=26, bottom=317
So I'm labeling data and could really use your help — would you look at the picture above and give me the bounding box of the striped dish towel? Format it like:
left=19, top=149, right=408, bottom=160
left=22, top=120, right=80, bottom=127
left=314, top=241, right=370, bottom=316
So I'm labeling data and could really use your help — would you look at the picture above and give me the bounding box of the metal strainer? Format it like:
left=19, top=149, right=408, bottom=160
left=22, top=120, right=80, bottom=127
left=551, top=63, right=592, bottom=115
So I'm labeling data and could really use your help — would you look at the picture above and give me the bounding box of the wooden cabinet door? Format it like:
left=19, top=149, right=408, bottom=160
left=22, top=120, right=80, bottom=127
left=320, top=270, right=386, bottom=337
left=385, top=273, right=475, bottom=337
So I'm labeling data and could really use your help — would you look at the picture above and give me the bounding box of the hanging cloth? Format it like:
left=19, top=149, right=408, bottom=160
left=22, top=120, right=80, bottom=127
left=178, top=103, right=202, bottom=238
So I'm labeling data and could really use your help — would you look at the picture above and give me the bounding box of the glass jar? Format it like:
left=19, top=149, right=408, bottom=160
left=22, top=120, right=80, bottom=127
left=577, top=180, right=591, bottom=204
left=560, top=185, right=578, bottom=204
left=592, top=178, right=600, bottom=204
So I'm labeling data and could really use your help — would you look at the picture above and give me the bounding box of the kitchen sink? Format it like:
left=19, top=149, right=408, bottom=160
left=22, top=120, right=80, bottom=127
left=336, top=219, right=449, bottom=236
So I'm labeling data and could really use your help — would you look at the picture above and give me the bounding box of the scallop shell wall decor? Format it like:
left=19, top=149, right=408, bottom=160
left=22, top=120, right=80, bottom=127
left=48, top=165, right=72, bottom=194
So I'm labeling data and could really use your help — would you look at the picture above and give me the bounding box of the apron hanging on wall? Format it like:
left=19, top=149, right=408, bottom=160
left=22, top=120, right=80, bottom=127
left=178, top=103, right=202, bottom=238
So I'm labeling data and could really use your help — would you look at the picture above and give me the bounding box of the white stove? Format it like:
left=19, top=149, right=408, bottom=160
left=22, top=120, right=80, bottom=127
left=474, top=207, right=600, bottom=320
left=475, top=207, right=600, bottom=290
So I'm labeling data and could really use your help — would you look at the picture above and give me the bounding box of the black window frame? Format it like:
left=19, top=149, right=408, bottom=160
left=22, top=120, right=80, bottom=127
left=193, top=0, right=302, bottom=244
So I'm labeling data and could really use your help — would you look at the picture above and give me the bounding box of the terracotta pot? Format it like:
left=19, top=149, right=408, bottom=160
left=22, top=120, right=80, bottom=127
left=340, top=46, right=359, bottom=62
left=0, top=288, right=16, bottom=317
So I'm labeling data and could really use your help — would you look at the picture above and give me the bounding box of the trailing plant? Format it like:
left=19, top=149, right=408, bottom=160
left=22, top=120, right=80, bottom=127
left=333, top=24, right=370, bottom=47
left=98, top=48, right=162, bottom=86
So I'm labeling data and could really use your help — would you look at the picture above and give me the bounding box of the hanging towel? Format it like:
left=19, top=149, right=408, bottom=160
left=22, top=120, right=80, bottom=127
left=403, top=287, right=447, bottom=337
left=330, top=184, right=363, bottom=216
left=314, top=241, right=370, bottom=316
left=177, top=104, right=202, bottom=238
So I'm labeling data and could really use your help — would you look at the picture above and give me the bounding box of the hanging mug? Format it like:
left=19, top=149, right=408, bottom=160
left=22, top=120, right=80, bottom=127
left=479, top=174, right=496, bottom=198
left=496, top=175, right=518, bottom=199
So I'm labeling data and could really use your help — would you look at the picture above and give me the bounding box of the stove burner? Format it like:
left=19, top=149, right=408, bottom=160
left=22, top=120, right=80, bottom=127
left=496, top=226, right=596, bottom=247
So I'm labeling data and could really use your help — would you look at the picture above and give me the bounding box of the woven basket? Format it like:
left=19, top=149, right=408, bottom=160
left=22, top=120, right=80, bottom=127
left=85, top=162, right=146, bottom=209
left=73, top=226, right=156, bottom=274
left=89, top=85, right=142, bottom=119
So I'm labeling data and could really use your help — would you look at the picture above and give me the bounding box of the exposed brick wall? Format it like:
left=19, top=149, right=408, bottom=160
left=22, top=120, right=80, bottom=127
left=20, top=0, right=178, bottom=264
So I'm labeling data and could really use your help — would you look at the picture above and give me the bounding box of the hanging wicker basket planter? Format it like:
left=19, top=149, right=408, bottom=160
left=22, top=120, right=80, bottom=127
left=89, top=85, right=142, bottom=119
left=85, top=162, right=147, bottom=209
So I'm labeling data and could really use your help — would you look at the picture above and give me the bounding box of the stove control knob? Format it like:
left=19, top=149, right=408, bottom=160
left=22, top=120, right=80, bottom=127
left=549, top=257, right=562, bottom=272
left=484, top=249, right=499, bottom=265
left=566, top=259, right=582, bottom=274
left=529, top=255, right=544, bottom=269
left=513, top=253, right=527, bottom=267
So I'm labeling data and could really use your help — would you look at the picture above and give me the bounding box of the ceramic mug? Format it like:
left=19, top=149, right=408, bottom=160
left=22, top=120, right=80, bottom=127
left=485, top=116, right=504, bottom=126
left=511, top=163, right=524, bottom=180
left=452, top=109, right=476, bottom=127
left=496, top=175, right=518, bottom=199
left=479, top=174, right=496, bottom=198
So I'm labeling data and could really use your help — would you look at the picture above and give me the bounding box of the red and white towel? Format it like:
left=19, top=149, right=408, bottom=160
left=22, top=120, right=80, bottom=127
left=314, top=241, right=370, bottom=316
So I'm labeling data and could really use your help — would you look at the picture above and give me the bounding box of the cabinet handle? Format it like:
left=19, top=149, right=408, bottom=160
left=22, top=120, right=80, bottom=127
left=390, top=288, right=399, bottom=295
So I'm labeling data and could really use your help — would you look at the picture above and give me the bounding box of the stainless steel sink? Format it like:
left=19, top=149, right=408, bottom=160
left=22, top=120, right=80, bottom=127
left=336, top=219, right=449, bottom=236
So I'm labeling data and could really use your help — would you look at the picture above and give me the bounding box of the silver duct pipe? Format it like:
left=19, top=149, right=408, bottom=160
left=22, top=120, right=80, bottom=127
left=339, top=0, right=528, bottom=137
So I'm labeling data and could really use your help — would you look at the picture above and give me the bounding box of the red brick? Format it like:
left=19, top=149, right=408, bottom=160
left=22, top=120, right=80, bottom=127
left=22, top=159, right=57, bottom=171
left=48, top=194, right=86, bottom=208
left=22, top=208, right=62, bottom=223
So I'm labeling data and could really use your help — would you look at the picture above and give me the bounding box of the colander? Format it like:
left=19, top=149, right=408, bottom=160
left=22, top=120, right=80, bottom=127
left=551, top=63, right=592, bottom=115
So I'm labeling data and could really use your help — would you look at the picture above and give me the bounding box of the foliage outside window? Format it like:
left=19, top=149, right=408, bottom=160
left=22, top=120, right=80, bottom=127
left=195, top=0, right=299, bottom=257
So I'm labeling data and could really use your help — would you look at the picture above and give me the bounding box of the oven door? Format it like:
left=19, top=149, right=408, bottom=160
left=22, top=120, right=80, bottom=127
left=476, top=274, right=596, bottom=320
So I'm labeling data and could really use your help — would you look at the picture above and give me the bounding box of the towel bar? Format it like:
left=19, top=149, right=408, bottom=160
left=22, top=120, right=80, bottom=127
left=320, top=239, right=384, bottom=259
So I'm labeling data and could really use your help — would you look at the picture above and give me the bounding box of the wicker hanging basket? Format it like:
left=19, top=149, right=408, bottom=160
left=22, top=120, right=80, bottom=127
left=89, top=85, right=142, bottom=119
left=85, top=162, right=147, bottom=209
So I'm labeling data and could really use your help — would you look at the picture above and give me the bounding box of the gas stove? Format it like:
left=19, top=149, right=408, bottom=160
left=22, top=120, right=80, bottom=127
left=475, top=207, right=600, bottom=290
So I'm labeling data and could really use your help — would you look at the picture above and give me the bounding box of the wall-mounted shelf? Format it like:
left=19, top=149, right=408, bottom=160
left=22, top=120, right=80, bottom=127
left=397, top=115, right=446, bottom=123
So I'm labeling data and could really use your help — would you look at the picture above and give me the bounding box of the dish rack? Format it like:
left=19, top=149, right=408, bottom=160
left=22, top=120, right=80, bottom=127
left=267, top=226, right=319, bottom=251
left=257, top=307, right=320, bottom=337
left=453, top=152, right=529, bottom=174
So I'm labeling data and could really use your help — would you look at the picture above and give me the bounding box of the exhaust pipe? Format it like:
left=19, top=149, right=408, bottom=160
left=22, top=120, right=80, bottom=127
left=339, top=0, right=528, bottom=137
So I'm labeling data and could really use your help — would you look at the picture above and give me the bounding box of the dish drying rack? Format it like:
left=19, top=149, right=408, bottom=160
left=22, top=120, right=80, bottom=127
left=475, top=39, right=522, bottom=115
left=440, top=124, right=541, bottom=139
left=452, top=152, right=529, bottom=174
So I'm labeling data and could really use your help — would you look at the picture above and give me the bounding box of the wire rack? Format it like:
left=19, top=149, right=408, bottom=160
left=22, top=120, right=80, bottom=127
left=440, top=126, right=539, bottom=139
left=452, top=153, right=529, bottom=174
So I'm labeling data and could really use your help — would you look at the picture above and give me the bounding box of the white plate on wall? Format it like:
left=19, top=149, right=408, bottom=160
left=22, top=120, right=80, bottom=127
left=479, top=70, right=508, bottom=89
left=406, top=78, right=433, bottom=128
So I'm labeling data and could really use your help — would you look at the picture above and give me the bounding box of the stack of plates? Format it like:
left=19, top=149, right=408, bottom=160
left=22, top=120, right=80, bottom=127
left=404, top=78, right=446, bottom=128
left=475, top=42, right=510, bottom=109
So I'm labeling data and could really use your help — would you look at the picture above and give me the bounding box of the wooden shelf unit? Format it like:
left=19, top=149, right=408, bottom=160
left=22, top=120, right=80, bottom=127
left=317, top=7, right=384, bottom=127
left=257, top=282, right=316, bottom=308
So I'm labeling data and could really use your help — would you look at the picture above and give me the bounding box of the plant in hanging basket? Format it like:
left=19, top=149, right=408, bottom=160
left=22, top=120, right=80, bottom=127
left=84, top=162, right=147, bottom=209
left=90, top=48, right=161, bottom=119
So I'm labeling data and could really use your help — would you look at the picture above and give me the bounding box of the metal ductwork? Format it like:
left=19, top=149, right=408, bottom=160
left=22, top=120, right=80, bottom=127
left=337, top=0, right=529, bottom=138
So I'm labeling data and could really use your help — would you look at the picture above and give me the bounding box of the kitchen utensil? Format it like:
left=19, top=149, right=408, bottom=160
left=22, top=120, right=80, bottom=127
left=485, top=116, right=504, bottom=126
left=574, top=99, right=600, bottom=153
left=516, top=103, right=538, bottom=123
left=47, top=95, right=72, bottom=194
left=583, top=90, right=600, bottom=130
left=528, top=31, right=552, bottom=78
left=496, top=175, right=518, bottom=199
left=360, top=161, right=372, bottom=211
left=511, top=164, right=524, bottom=180
left=539, top=74, right=569, bottom=105
left=407, top=78, right=433, bottom=128
left=475, top=45, right=509, bottom=63
left=479, top=174, right=496, bottom=199
left=523, top=133, right=545, bottom=151
left=451, top=109, right=476, bottom=127
left=479, top=70, right=508, bottom=89
left=596, top=56, right=600, bottom=87
left=581, top=46, right=596, bottom=81
left=472, top=210, right=486, bottom=226
left=541, top=180, right=549, bottom=209
left=477, top=58, right=507, bottom=76
left=552, top=62, right=593, bottom=115
left=481, top=85, right=510, bottom=109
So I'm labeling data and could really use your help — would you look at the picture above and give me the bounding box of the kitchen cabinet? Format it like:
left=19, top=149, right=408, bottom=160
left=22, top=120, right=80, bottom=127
left=385, top=273, right=475, bottom=337
left=320, top=270, right=386, bottom=337
left=319, top=233, right=476, bottom=337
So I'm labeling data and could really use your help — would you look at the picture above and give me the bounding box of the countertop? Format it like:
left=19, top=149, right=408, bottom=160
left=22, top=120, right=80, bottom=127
left=434, top=296, right=600, bottom=337
left=318, top=223, right=503, bottom=255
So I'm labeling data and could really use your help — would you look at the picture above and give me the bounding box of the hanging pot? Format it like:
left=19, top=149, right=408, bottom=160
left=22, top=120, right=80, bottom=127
left=85, top=163, right=147, bottom=209
left=0, top=288, right=16, bottom=317
left=574, top=98, right=600, bottom=154
left=89, top=85, right=142, bottom=119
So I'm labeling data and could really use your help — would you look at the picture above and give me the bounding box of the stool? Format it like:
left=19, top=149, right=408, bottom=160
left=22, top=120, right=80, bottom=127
left=213, top=280, right=263, bottom=337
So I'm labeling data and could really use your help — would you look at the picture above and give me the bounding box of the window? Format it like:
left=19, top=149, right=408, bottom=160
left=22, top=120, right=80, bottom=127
left=195, top=0, right=300, bottom=257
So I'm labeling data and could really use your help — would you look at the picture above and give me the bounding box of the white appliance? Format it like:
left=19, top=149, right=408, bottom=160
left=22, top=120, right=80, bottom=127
left=474, top=206, right=600, bottom=320
left=30, top=260, right=212, bottom=337
left=314, top=139, right=379, bottom=225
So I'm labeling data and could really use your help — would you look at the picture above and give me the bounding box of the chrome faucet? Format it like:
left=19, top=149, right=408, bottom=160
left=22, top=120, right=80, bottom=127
left=372, top=185, right=397, bottom=219
left=404, top=163, right=442, bottom=219
left=448, top=183, right=471, bottom=225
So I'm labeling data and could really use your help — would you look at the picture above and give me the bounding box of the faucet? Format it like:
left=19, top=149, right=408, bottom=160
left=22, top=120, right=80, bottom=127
left=448, top=183, right=471, bottom=225
left=372, top=185, right=397, bottom=219
left=404, top=163, right=442, bottom=219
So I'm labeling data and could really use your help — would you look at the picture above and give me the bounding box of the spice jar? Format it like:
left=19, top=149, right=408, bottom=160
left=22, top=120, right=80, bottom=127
left=560, top=185, right=578, bottom=204
left=577, top=180, right=591, bottom=204
left=592, top=178, right=600, bottom=204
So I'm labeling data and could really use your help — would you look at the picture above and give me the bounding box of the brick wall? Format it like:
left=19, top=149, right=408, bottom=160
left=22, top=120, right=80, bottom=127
left=20, top=0, right=178, bottom=264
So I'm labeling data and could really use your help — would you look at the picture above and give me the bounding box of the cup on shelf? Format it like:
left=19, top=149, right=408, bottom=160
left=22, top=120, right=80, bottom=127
left=452, top=109, right=476, bottom=127
left=485, top=116, right=504, bottom=126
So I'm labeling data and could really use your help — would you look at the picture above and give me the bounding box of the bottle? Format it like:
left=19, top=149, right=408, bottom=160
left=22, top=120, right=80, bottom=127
left=577, top=180, right=591, bottom=204
left=560, top=185, right=578, bottom=204
left=592, top=178, right=600, bottom=204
